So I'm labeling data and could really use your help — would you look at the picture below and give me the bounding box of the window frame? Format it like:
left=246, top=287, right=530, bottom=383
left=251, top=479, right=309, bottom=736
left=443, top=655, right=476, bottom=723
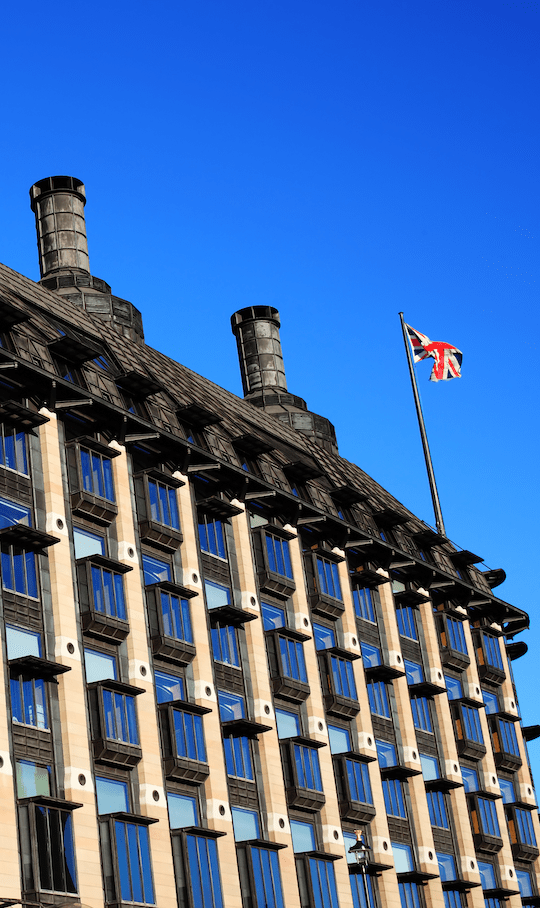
left=90, top=679, right=144, bottom=768
left=18, top=796, right=82, bottom=898
left=159, top=700, right=211, bottom=784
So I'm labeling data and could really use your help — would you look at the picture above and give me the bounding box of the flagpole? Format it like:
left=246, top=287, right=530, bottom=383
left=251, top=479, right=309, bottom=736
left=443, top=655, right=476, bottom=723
left=399, top=312, right=446, bottom=537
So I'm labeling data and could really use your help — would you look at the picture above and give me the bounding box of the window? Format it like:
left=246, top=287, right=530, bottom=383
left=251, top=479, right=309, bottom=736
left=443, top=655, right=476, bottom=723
left=112, top=819, right=154, bottom=904
left=517, top=870, right=534, bottom=898
left=498, top=778, right=515, bottom=804
left=218, top=691, right=253, bottom=780
left=173, top=709, right=207, bottom=761
left=404, top=660, right=424, bottom=684
left=411, top=697, right=432, bottom=733
left=437, top=852, right=457, bottom=882
left=476, top=798, right=501, bottom=837
left=6, top=624, right=41, bottom=658
left=265, top=533, right=293, bottom=579
left=262, top=601, right=286, bottom=630
left=328, top=724, right=351, bottom=754
left=96, top=777, right=129, bottom=813
left=231, top=806, right=260, bottom=841
left=185, top=833, right=224, bottom=908
left=420, top=753, right=439, bottom=781
left=330, top=654, right=357, bottom=699
left=445, top=676, right=463, bottom=700
left=142, top=554, right=171, bottom=585
left=275, top=708, right=300, bottom=739
left=514, top=808, right=537, bottom=846
left=291, top=820, right=316, bottom=852
left=376, top=739, right=397, bottom=768
left=199, top=514, right=227, bottom=559
left=361, top=642, right=381, bottom=668
left=350, top=871, right=376, bottom=908
left=313, top=622, right=336, bottom=650
left=91, top=564, right=127, bottom=620
left=446, top=617, right=468, bottom=654
left=396, top=605, right=417, bottom=640
left=367, top=680, right=391, bottom=717
left=11, top=673, right=48, bottom=728
left=74, top=526, right=105, bottom=559
left=167, top=792, right=198, bottom=829
left=477, top=860, right=497, bottom=890
left=427, top=790, right=449, bottom=828
left=0, top=494, right=32, bottom=527
left=352, top=586, right=376, bottom=622
left=393, top=842, right=414, bottom=872
left=483, top=691, right=499, bottom=715
left=399, top=882, right=422, bottom=908
left=19, top=802, right=78, bottom=895
left=315, top=556, right=342, bottom=600
left=159, top=590, right=193, bottom=642
left=80, top=446, right=115, bottom=501
left=383, top=778, right=406, bottom=817
left=205, top=579, right=231, bottom=610
left=461, top=766, right=479, bottom=792
left=461, top=705, right=484, bottom=744
left=306, top=858, right=339, bottom=908
left=293, top=743, right=323, bottom=791
left=0, top=424, right=28, bottom=474
left=482, top=634, right=503, bottom=671
left=278, top=635, right=307, bottom=681
left=497, top=719, right=520, bottom=756
left=16, top=760, right=50, bottom=797
left=84, top=648, right=117, bottom=682
left=148, top=477, right=179, bottom=528
left=211, top=623, right=240, bottom=667
left=247, top=844, right=285, bottom=908
left=103, top=689, right=139, bottom=745
left=345, top=759, right=373, bottom=804
left=0, top=498, right=37, bottom=597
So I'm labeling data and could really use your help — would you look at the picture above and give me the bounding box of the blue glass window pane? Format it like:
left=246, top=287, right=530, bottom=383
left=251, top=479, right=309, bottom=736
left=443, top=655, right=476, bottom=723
left=350, top=871, right=375, bottom=908
left=411, top=696, right=432, bottom=732
left=25, top=551, right=38, bottom=597
left=361, top=642, right=381, bottom=668
left=313, top=623, right=336, bottom=650
left=114, top=573, right=126, bottom=619
left=328, top=724, right=351, bottom=754
left=499, top=719, right=520, bottom=756
left=91, top=452, right=104, bottom=497
left=367, top=680, right=390, bottom=717
left=404, top=660, right=424, bottom=684
left=142, top=554, right=171, bottom=585
left=167, top=792, right=198, bottom=828
left=73, top=527, right=105, bottom=559
left=126, top=696, right=139, bottom=744
left=148, top=480, right=160, bottom=521
left=445, top=675, right=463, bottom=700
left=15, top=431, right=28, bottom=474
left=461, top=766, right=479, bottom=792
left=138, top=824, right=154, bottom=904
left=261, top=602, right=286, bottom=630
left=84, top=648, right=116, bottom=682
left=483, top=691, right=499, bottom=715
left=383, top=779, right=406, bottom=817
left=420, top=753, right=439, bottom=780
left=13, top=548, right=25, bottom=593
left=0, top=496, right=31, bottom=528
left=483, top=634, right=503, bottom=670
left=251, top=847, right=285, bottom=908
left=446, top=617, right=468, bottom=654
left=34, top=678, right=47, bottom=729
left=346, top=759, right=372, bottom=803
left=96, top=777, right=129, bottom=814
left=155, top=670, right=184, bottom=703
left=290, top=819, right=315, bottom=853
left=217, top=690, right=245, bottom=720
left=232, top=806, right=260, bottom=841
left=427, top=790, right=449, bottom=828
left=205, top=579, right=231, bottom=609
left=498, top=778, right=515, bottom=804
left=115, top=822, right=132, bottom=901
left=396, top=605, right=417, bottom=639
left=92, top=565, right=105, bottom=613
left=437, top=853, right=457, bottom=882
left=1, top=548, right=13, bottom=590
left=80, top=449, right=92, bottom=492
left=126, top=822, right=144, bottom=903
left=478, top=861, right=497, bottom=890
left=275, top=708, right=300, bottom=738
left=10, top=677, right=23, bottom=722
left=186, top=835, right=224, bottom=908
left=376, top=739, right=397, bottom=767
left=4, top=430, right=16, bottom=470
left=392, top=842, right=414, bottom=873
left=6, top=625, right=41, bottom=658
left=308, top=859, right=340, bottom=908
left=517, top=870, right=533, bottom=898
left=102, top=458, right=115, bottom=501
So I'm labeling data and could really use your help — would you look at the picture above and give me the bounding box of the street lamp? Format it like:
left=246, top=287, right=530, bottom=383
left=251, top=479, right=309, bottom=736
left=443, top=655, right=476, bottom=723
left=348, top=830, right=372, bottom=908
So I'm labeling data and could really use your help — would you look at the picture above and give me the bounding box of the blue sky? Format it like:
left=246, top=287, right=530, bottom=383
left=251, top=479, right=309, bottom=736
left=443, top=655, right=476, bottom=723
left=1, top=0, right=539, bottom=774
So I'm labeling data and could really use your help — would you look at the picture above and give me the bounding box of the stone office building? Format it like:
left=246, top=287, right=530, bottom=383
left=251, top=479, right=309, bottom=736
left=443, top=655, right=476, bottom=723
left=0, top=175, right=537, bottom=908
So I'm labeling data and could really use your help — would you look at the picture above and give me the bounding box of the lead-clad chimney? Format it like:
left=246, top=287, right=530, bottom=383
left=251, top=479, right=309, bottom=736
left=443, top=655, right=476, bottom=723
left=29, top=176, right=145, bottom=343
left=231, top=306, right=338, bottom=453
left=30, top=176, right=90, bottom=278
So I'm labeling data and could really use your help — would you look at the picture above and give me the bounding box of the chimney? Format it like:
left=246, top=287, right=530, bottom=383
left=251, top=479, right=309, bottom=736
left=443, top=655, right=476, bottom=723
left=231, top=306, right=338, bottom=453
left=29, top=176, right=144, bottom=343
left=30, top=176, right=90, bottom=278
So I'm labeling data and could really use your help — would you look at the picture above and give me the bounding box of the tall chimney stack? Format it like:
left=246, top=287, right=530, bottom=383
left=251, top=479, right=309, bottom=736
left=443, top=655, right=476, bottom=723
left=231, top=306, right=338, bottom=453
left=30, top=176, right=90, bottom=278
left=29, top=176, right=145, bottom=343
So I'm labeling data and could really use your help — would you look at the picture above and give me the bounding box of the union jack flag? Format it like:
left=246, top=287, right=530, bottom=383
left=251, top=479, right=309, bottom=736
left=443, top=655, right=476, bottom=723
left=406, top=323, right=462, bottom=382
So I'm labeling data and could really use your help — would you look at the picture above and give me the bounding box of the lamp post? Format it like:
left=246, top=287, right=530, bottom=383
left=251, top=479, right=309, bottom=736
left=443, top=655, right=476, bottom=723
left=348, top=830, right=372, bottom=908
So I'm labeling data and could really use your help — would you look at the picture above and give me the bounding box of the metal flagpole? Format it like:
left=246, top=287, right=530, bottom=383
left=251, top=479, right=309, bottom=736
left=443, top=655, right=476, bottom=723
left=399, top=311, right=446, bottom=537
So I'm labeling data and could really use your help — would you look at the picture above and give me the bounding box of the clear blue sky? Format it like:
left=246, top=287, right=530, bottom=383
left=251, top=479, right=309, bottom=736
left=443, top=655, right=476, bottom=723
left=1, top=0, right=539, bottom=775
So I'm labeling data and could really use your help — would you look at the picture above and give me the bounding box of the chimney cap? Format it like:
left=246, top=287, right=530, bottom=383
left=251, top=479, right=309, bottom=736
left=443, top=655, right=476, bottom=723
left=30, top=176, right=86, bottom=210
left=231, top=306, right=281, bottom=333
